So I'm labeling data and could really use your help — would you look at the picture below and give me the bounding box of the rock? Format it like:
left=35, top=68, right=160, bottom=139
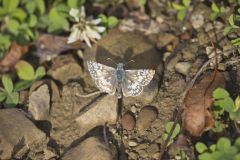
left=182, top=43, right=198, bottom=60
left=75, top=95, right=118, bottom=133
left=29, top=79, right=60, bottom=103
left=29, top=84, right=50, bottom=120
left=128, top=140, right=138, bottom=147
left=128, top=151, right=138, bottom=159
left=62, top=137, right=113, bottom=160
left=156, top=33, right=178, bottom=48
left=136, top=106, right=158, bottom=132
left=166, top=53, right=182, bottom=71
left=121, top=111, right=136, bottom=130
left=175, top=62, right=192, bottom=76
left=18, top=90, right=28, bottom=105
left=48, top=54, right=83, bottom=84
left=130, top=105, right=137, bottom=113
left=84, top=29, right=163, bottom=105
left=147, top=143, right=159, bottom=157
left=137, top=149, right=148, bottom=158
left=190, top=4, right=211, bottom=30
left=0, top=109, right=47, bottom=160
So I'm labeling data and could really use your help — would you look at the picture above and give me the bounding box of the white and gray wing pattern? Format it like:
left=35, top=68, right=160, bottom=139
left=87, top=60, right=117, bottom=95
left=122, top=69, right=155, bottom=97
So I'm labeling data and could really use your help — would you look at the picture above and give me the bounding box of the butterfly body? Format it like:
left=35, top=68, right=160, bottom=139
left=87, top=60, right=155, bottom=99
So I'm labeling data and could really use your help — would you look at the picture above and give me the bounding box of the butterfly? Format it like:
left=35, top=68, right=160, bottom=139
left=87, top=60, right=155, bottom=99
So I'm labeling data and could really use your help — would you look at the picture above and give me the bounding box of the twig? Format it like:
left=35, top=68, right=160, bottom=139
left=103, top=122, right=109, bottom=147
left=76, top=90, right=101, bottom=97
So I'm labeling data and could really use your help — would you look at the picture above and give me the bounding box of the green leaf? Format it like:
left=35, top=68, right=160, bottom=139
left=232, top=38, right=240, bottom=46
left=177, top=10, right=186, bottom=21
left=198, top=153, right=212, bottom=160
left=234, top=154, right=240, bottom=160
left=34, top=66, right=46, bottom=80
left=5, top=91, right=19, bottom=108
left=235, top=96, right=240, bottom=110
left=210, top=12, right=218, bottom=20
left=108, top=16, right=119, bottom=28
left=229, top=14, right=235, bottom=26
left=209, top=144, right=216, bottom=152
left=196, top=142, right=208, bottom=153
left=3, top=0, right=20, bottom=13
left=99, top=14, right=108, bottom=25
left=7, top=19, right=20, bottom=35
left=14, top=80, right=32, bottom=92
left=217, top=137, right=231, bottom=151
left=219, top=97, right=235, bottom=112
left=172, top=3, right=185, bottom=10
left=230, top=110, right=240, bottom=120
left=36, top=0, right=45, bottom=15
left=220, top=6, right=225, bottom=13
left=0, top=92, right=7, bottom=102
left=165, top=122, right=180, bottom=138
left=211, top=3, right=220, bottom=13
left=10, top=8, right=27, bottom=22
left=25, top=1, right=37, bottom=13
left=234, top=138, right=240, bottom=149
left=2, top=74, right=13, bottom=93
left=67, top=0, right=85, bottom=8
left=15, top=60, right=35, bottom=81
left=223, top=26, right=233, bottom=35
left=183, top=0, right=191, bottom=7
left=213, top=88, right=229, bottom=99
left=28, top=14, right=37, bottom=27
left=139, top=0, right=147, bottom=6
left=48, top=7, right=69, bottom=33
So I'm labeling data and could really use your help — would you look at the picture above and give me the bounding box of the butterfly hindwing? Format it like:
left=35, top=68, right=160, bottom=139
left=122, top=69, right=155, bottom=97
left=87, top=60, right=117, bottom=95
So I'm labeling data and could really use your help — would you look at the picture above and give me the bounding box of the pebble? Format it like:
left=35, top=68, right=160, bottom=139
left=136, top=106, right=158, bottom=132
left=131, top=105, right=137, bottom=113
left=175, top=62, right=192, bottom=76
left=128, top=140, right=138, bottom=147
left=121, top=111, right=136, bottom=130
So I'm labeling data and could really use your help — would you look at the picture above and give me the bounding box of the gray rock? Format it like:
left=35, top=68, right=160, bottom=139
left=136, top=106, right=158, bottom=132
left=62, top=137, right=113, bottom=160
left=190, top=4, right=211, bottom=30
left=0, top=109, right=47, bottom=160
left=48, top=54, right=83, bottom=84
left=166, top=53, right=182, bottom=71
left=147, top=143, right=159, bottom=157
left=75, top=95, right=118, bottom=133
left=182, top=43, right=198, bottom=60
left=128, top=140, right=138, bottom=147
left=175, top=62, right=192, bottom=76
left=29, top=84, right=50, bottom=120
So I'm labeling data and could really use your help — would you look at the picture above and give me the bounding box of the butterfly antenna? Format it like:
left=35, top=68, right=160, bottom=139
left=124, top=60, right=135, bottom=66
left=106, top=58, right=117, bottom=65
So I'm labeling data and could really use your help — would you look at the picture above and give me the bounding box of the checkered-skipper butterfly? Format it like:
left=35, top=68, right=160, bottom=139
left=87, top=60, right=155, bottom=99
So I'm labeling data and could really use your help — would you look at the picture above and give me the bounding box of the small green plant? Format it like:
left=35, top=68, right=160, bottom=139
left=196, top=137, right=240, bottom=160
left=14, top=60, right=46, bottom=91
left=212, top=88, right=240, bottom=132
left=223, top=8, right=240, bottom=52
left=172, top=0, right=191, bottom=21
left=161, top=121, right=181, bottom=146
left=98, top=14, right=119, bottom=29
left=210, top=2, right=226, bottom=20
left=0, top=74, right=19, bottom=107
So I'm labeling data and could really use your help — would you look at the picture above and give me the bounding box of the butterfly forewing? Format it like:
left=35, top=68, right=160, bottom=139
left=122, top=69, right=155, bottom=97
left=87, top=60, right=117, bottom=95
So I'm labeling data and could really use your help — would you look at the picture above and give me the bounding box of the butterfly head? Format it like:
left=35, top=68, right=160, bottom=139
left=117, top=63, right=124, bottom=70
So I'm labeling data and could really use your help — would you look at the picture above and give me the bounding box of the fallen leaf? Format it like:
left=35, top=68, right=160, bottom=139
left=0, top=42, right=28, bottom=71
left=183, top=71, right=226, bottom=136
left=34, top=34, right=86, bottom=62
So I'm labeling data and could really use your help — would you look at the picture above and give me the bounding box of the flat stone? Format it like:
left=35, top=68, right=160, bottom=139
left=128, top=140, right=138, bottom=147
left=62, top=137, right=112, bottom=160
left=48, top=54, right=83, bottom=84
left=136, top=106, right=158, bottom=132
left=0, top=109, right=46, bottom=160
left=29, top=84, right=50, bottom=120
left=75, top=95, right=118, bottom=133
left=175, top=62, right=192, bottom=76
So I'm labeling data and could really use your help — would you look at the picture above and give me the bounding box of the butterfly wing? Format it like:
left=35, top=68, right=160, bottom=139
left=87, top=60, right=117, bottom=95
left=122, top=69, right=155, bottom=97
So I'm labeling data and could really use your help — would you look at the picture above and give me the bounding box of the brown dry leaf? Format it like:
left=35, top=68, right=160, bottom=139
left=0, top=42, right=28, bottom=71
left=183, top=71, right=225, bottom=136
left=34, top=34, right=85, bottom=62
